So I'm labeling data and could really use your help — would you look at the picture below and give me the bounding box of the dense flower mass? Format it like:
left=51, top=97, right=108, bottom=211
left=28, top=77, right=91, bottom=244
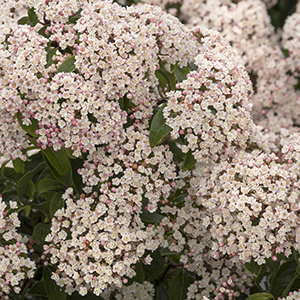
left=0, top=196, right=36, bottom=299
left=44, top=188, right=164, bottom=295
left=1, top=0, right=300, bottom=299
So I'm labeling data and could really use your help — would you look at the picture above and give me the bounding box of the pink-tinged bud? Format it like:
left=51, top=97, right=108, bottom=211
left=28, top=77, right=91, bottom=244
left=17, top=251, right=21, bottom=256
left=132, top=207, right=137, bottom=212
left=272, top=256, right=277, bottom=261
left=123, top=278, right=128, bottom=283
left=93, top=276, right=97, bottom=280
left=16, top=242, right=21, bottom=247
left=179, top=130, right=184, bottom=135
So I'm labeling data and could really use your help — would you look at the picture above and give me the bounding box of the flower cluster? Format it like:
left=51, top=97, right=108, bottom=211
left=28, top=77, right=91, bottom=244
left=78, top=123, right=177, bottom=212
left=0, top=196, right=36, bottom=299
left=44, top=188, right=164, bottom=295
left=163, top=26, right=262, bottom=162
left=100, top=281, right=155, bottom=300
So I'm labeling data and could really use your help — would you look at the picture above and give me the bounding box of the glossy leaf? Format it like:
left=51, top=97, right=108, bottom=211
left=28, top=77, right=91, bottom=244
left=149, top=103, right=171, bottom=147
left=50, top=192, right=64, bottom=219
left=156, top=285, right=170, bottom=300
left=271, top=260, right=298, bottom=298
left=43, top=265, right=66, bottom=300
left=38, top=177, right=62, bottom=195
left=173, top=65, right=190, bottom=82
left=140, top=210, right=164, bottom=224
left=17, top=162, right=46, bottom=202
left=13, top=158, right=25, bottom=174
left=18, top=16, right=29, bottom=25
left=168, top=268, right=189, bottom=300
left=246, top=293, right=275, bottom=300
left=245, top=258, right=262, bottom=276
left=16, top=112, right=39, bottom=138
left=42, top=148, right=70, bottom=176
left=32, top=223, right=51, bottom=253
left=181, top=150, right=197, bottom=171
left=28, top=7, right=39, bottom=27
left=143, top=250, right=166, bottom=279
left=68, top=8, right=82, bottom=24
left=57, top=55, right=76, bottom=73
left=28, top=281, right=48, bottom=297
left=46, top=45, right=58, bottom=68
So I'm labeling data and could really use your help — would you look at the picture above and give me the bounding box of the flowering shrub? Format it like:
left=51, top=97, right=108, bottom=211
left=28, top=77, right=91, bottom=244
left=1, top=0, right=300, bottom=300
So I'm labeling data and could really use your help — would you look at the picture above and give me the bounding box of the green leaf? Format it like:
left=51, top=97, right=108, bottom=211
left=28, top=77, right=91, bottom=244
left=38, top=177, right=62, bottom=195
left=271, top=260, right=298, bottom=298
left=282, top=273, right=299, bottom=298
left=69, top=158, right=84, bottom=194
left=181, top=150, right=196, bottom=171
left=57, top=55, right=76, bottom=73
left=43, top=265, right=66, bottom=300
left=17, top=162, right=46, bottom=202
left=155, top=69, right=169, bottom=90
left=255, top=272, right=272, bottom=292
left=133, top=261, right=145, bottom=284
left=173, top=65, right=190, bottom=82
left=43, top=154, right=73, bottom=187
left=66, top=292, right=104, bottom=300
left=168, top=268, right=189, bottom=300
left=32, top=223, right=51, bottom=253
left=38, top=25, right=51, bottom=37
left=149, top=103, right=172, bottom=147
left=168, top=141, right=185, bottom=164
left=294, top=248, right=300, bottom=266
left=28, top=7, right=39, bottom=27
left=18, top=204, right=31, bottom=217
left=168, top=189, right=188, bottom=204
left=143, top=250, right=166, bottom=279
left=28, top=281, right=48, bottom=297
left=46, top=46, right=58, bottom=68
left=18, top=16, right=29, bottom=25
left=245, top=258, right=262, bottom=276
left=140, top=210, right=164, bottom=224
left=246, top=293, right=275, bottom=300
left=68, top=8, right=82, bottom=24
left=16, top=112, right=39, bottom=138
left=160, top=248, right=182, bottom=256
left=50, top=192, right=64, bottom=219
left=30, top=201, right=50, bottom=216
left=156, top=285, right=170, bottom=300
left=42, top=147, right=70, bottom=176
left=13, top=158, right=25, bottom=173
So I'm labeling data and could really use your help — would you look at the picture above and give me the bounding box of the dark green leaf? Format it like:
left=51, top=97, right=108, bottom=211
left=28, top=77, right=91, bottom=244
left=16, top=112, right=39, bottom=138
left=28, top=281, right=48, bottom=297
left=156, top=285, right=170, bottom=300
left=30, top=201, right=50, bottom=215
left=1, top=166, right=22, bottom=181
left=149, top=103, right=171, bottom=147
left=143, top=249, right=166, bottom=279
left=140, top=210, right=164, bottom=224
left=246, top=293, right=275, bottom=300
left=57, top=55, right=76, bottom=73
left=18, top=16, right=29, bottom=25
left=168, top=189, right=188, bottom=204
left=282, top=273, right=299, bottom=298
left=168, top=268, right=189, bottom=300
left=42, top=148, right=70, bottom=176
left=168, top=141, right=185, bottom=164
left=245, top=258, right=262, bottom=276
left=181, top=150, right=196, bottom=171
left=294, top=248, right=300, bottom=266
left=46, top=46, right=57, bottom=68
left=160, top=248, right=182, bottom=256
left=173, top=65, right=190, bottom=82
left=43, top=154, right=73, bottom=187
left=69, top=158, right=84, bottom=194
left=32, top=223, right=51, bottom=253
left=68, top=8, right=82, bottom=24
left=43, top=265, right=66, bottom=300
left=50, top=192, right=64, bottom=219
left=255, top=272, right=273, bottom=292
left=38, top=177, right=62, bottom=195
left=13, top=158, right=25, bottom=173
left=17, top=162, right=46, bottom=202
left=155, top=69, right=169, bottom=90
left=66, top=292, right=104, bottom=300
left=28, top=7, right=39, bottom=27
left=271, top=260, right=298, bottom=298
left=38, top=25, right=51, bottom=37
left=133, top=261, right=145, bottom=284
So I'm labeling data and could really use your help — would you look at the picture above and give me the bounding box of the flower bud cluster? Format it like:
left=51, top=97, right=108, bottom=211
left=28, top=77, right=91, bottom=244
left=0, top=196, right=36, bottom=299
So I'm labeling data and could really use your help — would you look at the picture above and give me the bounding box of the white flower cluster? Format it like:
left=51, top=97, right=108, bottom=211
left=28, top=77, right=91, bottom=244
left=0, top=196, right=36, bottom=299
left=101, top=281, right=155, bottom=300
left=44, top=189, right=164, bottom=296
